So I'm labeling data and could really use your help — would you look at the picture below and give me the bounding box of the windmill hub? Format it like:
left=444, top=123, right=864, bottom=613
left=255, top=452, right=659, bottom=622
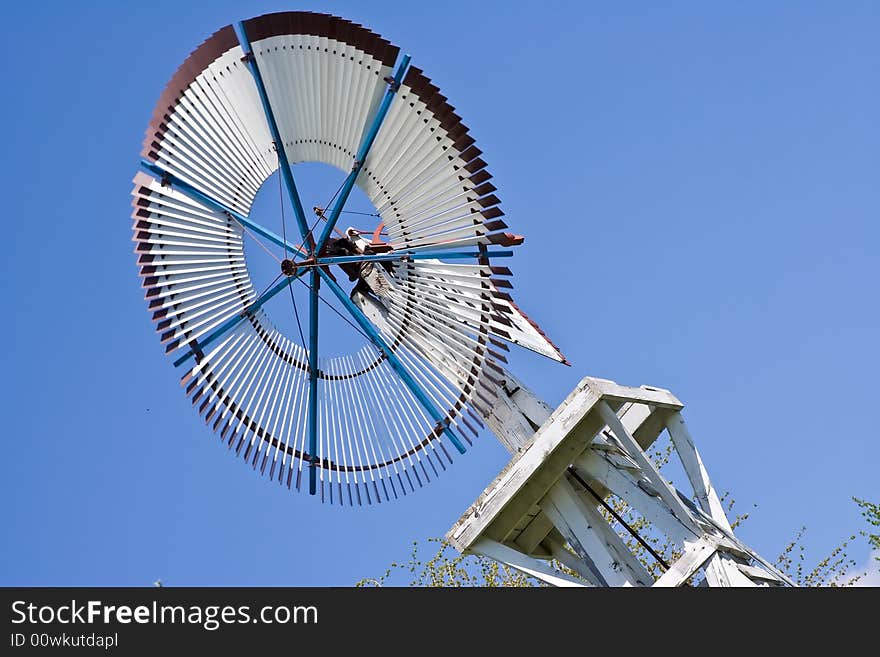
left=280, top=259, right=298, bottom=277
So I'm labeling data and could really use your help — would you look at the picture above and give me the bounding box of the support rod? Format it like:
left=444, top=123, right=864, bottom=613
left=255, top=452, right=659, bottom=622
left=314, top=55, right=411, bottom=254
left=317, top=268, right=467, bottom=454
left=314, top=250, right=514, bottom=267
left=567, top=467, right=670, bottom=571
left=236, top=21, right=313, bottom=248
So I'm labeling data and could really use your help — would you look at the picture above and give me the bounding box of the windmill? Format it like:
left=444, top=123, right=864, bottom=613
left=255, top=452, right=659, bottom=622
left=133, top=11, right=790, bottom=587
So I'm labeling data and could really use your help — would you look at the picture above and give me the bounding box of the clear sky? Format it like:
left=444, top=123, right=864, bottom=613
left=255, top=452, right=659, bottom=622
left=1, top=1, right=877, bottom=586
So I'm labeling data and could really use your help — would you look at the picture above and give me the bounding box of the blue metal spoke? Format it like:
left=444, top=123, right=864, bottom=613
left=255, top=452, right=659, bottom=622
left=316, top=250, right=514, bottom=267
left=307, top=269, right=320, bottom=494
left=172, top=268, right=307, bottom=367
left=317, top=268, right=467, bottom=454
left=139, top=161, right=307, bottom=259
left=236, top=22, right=313, bottom=247
left=314, top=55, right=411, bottom=254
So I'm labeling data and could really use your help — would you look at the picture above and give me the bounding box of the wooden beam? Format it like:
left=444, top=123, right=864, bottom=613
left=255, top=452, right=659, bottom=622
left=652, top=535, right=720, bottom=587
left=544, top=477, right=653, bottom=587
left=662, top=411, right=765, bottom=591
left=541, top=496, right=609, bottom=587
left=505, top=370, right=553, bottom=428
left=665, top=412, right=731, bottom=530
left=736, top=562, right=785, bottom=584
left=545, top=539, right=602, bottom=587
left=708, top=554, right=759, bottom=587
left=447, top=384, right=605, bottom=550
left=469, top=539, right=589, bottom=587
left=584, top=379, right=683, bottom=411
left=574, top=451, right=698, bottom=544
left=596, top=401, right=701, bottom=535
left=513, top=511, right=555, bottom=556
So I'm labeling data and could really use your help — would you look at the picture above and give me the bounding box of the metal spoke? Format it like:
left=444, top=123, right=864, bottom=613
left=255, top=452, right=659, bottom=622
left=317, top=268, right=467, bottom=454
left=236, top=21, right=313, bottom=248
left=307, top=269, right=320, bottom=494
left=278, top=152, right=290, bottom=260
left=140, top=160, right=307, bottom=259
left=313, top=55, right=411, bottom=254
left=173, top=267, right=308, bottom=367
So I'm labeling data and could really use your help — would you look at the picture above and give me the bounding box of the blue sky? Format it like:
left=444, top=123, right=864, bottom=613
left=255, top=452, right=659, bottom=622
left=1, top=1, right=877, bottom=585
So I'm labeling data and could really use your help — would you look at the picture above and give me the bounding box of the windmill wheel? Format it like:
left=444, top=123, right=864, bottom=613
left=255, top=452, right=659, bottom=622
left=133, top=11, right=565, bottom=504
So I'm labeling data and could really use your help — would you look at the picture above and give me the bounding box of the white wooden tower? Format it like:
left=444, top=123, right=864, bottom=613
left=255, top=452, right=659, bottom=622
left=447, top=372, right=794, bottom=587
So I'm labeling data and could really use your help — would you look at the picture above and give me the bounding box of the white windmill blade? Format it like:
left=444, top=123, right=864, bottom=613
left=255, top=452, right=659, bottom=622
left=133, top=11, right=567, bottom=503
